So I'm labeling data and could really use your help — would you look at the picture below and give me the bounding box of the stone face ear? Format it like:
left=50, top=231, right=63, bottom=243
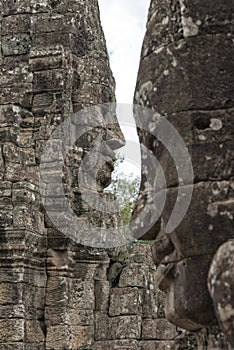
left=208, top=241, right=234, bottom=348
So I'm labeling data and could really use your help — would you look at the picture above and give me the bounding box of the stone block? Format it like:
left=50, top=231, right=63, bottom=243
left=0, top=282, right=23, bottom=304
left=142, top=319, right=177, bottom=340
left=141, top=0, right=233, bottom=60
left=70, top=325, right=94, bottom=349
left=95, top=340, right=139, bottom=350
left=0, top=304, right=25, bottom=319
left=69, top=309, right=94, bottom=327
left=25, top=320, right=45, bottom=343
left=31, top=32, right=73, bottom=52
left=45, top=305, right=68, bottom=327
left=0, top=210, right=13, bottom=228
left=95, top=314, right=142, bottom=341
left=0, top=64, right=31, bottom=88
left=2, top=14, right=31, bottom=35
left=31, top=14, right=77, bottom=34
left=136, top=35, right=234, bottom=115
left=0, top=345, right=25, bottom=350
left=0, top=85, right=33, bottom=106
left=33, top=69, right=64, bottom=93
left=46, top=325, right=70, bottom=350
left=178, top=0, right=233, bottom=35
left=30, top=55, right=64, bottom=72
left=23, top=285, right=46, bottom=317
left=4, top=164, right=39, bottom=183
left=119, top=263, right=148, bottom=288
left=25, top=344, right=45, bottom=350
left=13, top=207, right=45, bottom=234
left=45, top=276, right=68, bottom=307
left=0, top=105, right=32, bottom=128
left=208, top=241, right=234, bottom=348
left=0, top=229, right=46, bottom=256
left=1, top=0, right=31, bottom=15
left=109, top=287, right=143, bottom=316
left=142, top=287, right=165, bottom=319
left=2, top=35, right=31, bottom=56
left=140, top=341, right=179, bottom=350
left=0, top=181, right=12, bottom=198
left=33, top=113, right=64, bottom=139
left=11, top=130, right=34, bottom=148
left=3, top=144, right=35, bottom=166
left=130, top=243, right=153, bottom=265
left=95, top=280, right=110, bottom=312
left=32, top=93, right=54, bottom=110
left=70, top=278, right=95, bottom=310
left=0, top=319, right=24, bottom=342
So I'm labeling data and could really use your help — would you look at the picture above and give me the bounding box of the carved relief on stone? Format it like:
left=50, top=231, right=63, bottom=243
left=134, top=0, right=234, bottom=347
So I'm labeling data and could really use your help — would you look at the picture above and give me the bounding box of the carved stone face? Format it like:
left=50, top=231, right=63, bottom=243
left=132, top=104, right=234, bottom=331
left=133, top=0, right=234, bottom=332
left=149, top=174, right=234, bottom=331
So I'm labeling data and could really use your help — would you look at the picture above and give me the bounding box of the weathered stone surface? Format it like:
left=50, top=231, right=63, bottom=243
left=2, top=15, right=31, bottom=35
left=94, top=280, right=110, bottom=312
left=119, top=263, right=148, bottom=288
left=2, top=35, right=32, bottom=56
left=109, top=287, right=143, bottom=316
left=140, top=341, right=179, bottom=350
left=95, top=314, right=142, bottom=340
left=208, top=241, right=234, bottom=348
left=142, top=319, right=177, bottom=340
left=25, top=320, right=45, bottom=343
left=0, top=0, right=206, bottom=349
left=0, top=1, right=121, bottom=349
left=0, top=320, right=24, bottom=342
left=95, top=340, right=139, bottom=350
left=135, top=0, right=233, bottom=347
left=0, top=345, right=25, bottom=350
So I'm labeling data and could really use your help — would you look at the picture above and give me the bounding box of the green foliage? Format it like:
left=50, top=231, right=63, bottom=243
left=106, top=155, right=141, bottom=224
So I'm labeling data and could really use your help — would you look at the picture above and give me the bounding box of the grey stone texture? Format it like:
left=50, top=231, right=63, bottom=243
left=134, top=0, right=233, bottom=348
left=1, top=0, right=232, bottom=348
left=0, top=1, right=196, bottom=349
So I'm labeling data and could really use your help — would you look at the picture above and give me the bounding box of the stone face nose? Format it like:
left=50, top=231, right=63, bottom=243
left=151, top=230, right=175, bottom=266
left=104, top=125, right=126, bottom=154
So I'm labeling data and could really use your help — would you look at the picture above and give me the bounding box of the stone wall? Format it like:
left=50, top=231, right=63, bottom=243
left=0, top=1, right=195, bottom=349
left=1, top=0, right=232, bottom=349
left=0, top=1, right=117, bottom=349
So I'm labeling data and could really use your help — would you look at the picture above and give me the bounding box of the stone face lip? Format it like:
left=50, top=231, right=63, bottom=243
left=134, top=0, right=233, bottom=345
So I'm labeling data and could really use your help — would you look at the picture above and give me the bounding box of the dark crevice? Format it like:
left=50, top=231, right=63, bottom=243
left=107, top=260, right=124, bottom=287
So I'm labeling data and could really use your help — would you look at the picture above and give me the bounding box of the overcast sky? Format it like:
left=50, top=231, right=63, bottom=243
left=98, top=0, right=151, bottom=177
left=99, top=0, right=150, bottom=104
